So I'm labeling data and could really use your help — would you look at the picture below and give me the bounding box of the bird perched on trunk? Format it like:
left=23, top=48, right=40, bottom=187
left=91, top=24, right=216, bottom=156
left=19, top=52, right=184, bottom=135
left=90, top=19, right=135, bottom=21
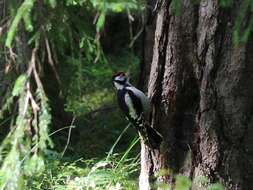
left=112, top=72, right=163, bottom=149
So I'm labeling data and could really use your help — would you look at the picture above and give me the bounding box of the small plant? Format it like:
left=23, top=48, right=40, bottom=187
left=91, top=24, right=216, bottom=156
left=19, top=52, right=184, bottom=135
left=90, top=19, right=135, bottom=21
left=24, top=125, right=140, bottom=190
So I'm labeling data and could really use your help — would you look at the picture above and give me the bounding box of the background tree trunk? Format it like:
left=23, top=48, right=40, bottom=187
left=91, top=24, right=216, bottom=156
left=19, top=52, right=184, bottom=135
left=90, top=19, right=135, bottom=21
left=141, top=0, right=253, bottom=189
left=138, top=0, right=156, bottom=90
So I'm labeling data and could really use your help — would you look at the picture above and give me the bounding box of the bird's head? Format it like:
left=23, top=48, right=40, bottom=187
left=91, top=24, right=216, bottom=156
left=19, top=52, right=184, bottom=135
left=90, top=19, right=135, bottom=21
left=112, top=72, right=129, bottom=90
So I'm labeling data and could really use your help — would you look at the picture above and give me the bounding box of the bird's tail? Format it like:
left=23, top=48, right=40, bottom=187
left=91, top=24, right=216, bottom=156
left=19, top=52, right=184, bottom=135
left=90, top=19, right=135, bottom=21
left=134, top=121, right=163, bottom=149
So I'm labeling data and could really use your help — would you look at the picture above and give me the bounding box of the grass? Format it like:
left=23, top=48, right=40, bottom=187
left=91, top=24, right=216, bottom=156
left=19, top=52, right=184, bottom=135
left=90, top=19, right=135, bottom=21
left=26, top=152, right=140, bottom=190
left=26, top=126, right=140, bottom=190
left=25, top=149, right=224, bottom=190
left=23, top=120, right=225, bottom=190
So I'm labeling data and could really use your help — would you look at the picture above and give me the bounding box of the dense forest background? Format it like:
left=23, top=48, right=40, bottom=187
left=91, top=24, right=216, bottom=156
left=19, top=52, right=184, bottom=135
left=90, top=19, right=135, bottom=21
left=0, top=0, right=145, bottom=189
left=0, top=0, right=252, bottom=190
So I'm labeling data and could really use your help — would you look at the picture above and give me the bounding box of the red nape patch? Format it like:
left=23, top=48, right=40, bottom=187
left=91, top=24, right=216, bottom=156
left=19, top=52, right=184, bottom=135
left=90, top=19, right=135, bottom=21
left=112, top=72, right=126, bottom=77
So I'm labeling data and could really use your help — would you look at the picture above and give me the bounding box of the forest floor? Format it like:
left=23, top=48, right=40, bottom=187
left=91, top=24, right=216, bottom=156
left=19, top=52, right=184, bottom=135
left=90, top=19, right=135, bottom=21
left=28, top=92, right=141, bottom=189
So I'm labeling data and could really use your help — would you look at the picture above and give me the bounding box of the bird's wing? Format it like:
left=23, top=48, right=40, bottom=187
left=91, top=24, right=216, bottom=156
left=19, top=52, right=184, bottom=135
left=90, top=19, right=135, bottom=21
left=124, top=92, right=138, bottom=120
left=125, top=86, right=150, bottom=113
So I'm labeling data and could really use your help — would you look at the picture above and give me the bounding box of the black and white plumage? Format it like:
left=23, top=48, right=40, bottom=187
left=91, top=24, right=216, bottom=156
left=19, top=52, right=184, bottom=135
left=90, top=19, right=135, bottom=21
left=112, top=72, right=163, bottom=148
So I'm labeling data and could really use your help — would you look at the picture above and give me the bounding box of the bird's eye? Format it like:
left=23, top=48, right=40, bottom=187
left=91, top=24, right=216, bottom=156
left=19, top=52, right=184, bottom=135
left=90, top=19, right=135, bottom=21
left=115, top=79, right=125, bottom=84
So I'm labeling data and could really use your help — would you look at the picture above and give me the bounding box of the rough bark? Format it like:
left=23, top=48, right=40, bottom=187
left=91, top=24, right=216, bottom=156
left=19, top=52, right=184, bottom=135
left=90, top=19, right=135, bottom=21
left=141, top=0, right=253, bottom=190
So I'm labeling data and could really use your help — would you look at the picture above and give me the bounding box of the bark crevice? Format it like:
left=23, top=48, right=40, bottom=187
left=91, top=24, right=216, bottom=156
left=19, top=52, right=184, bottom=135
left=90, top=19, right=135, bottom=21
left=142, top=0, right=253, bottom=190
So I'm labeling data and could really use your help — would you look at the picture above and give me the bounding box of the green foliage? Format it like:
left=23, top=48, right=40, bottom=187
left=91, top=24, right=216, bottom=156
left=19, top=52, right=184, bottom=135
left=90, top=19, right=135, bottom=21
left=90, top=0, right=144, bottom=32
left=6, top=0, right=36, bottom=47
left=1, top=0, right=142, bottom=189
left=208, top=183, right=224, bottom=190
left=37, top=90, right=54, bottom=150
left=61, top=50, right=139, bottom=116
left=171, top=0, right=182, bottom=16
left=193, top=176, right=225, bottom=190
left=175, top=175, right=192, bottom=190
left=5, top=0, right=144, bottom=48
left=12, top=74, right=27, bottom=96
left=0, top=76, right=53, bottom=190
left=45, top=0, right=57, bottom=8
left=155, top=175, right=224, bottom=190
left=27, top=127, right=140, bottom=190
left=232, top=0, right=253, bottom=45
left=89, top=0, right=144, bottom=13
left=219, top=0, right=253, bottom=44
left=45, top=155, right=139, bottom=190
left=70, top=155, right=139, bottom=189
left=219, top=0, right=233, bottom=7
left=97, top=12, right=106, bottom=32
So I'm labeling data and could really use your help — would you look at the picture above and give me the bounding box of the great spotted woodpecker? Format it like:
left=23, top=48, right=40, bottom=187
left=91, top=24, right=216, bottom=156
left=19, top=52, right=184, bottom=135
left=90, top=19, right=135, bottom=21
left=112, top=72, right=163, bottom=148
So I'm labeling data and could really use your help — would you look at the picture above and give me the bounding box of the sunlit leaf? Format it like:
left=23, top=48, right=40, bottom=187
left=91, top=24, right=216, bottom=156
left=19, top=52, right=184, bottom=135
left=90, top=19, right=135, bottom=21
left=175, top=175, right=192, bottom=190
left=48, top=0, right=57, bottom=8
left=12, top=75, right=27, bottom=96
left=208, top=183, right=224, bottom=190
left=96, top=12, right=106, bottom=32
left=5, top=0, right=36, bottom=47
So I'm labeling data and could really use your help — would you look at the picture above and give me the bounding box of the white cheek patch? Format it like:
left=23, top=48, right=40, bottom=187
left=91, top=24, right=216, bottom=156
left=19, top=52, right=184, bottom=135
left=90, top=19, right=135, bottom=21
left=114, top=82, right=124, bottom=90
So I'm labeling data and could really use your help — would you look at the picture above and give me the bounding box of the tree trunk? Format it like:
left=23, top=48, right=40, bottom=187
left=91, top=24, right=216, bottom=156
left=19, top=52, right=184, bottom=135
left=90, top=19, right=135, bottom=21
left=141, top=0, right=253, bottom=190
